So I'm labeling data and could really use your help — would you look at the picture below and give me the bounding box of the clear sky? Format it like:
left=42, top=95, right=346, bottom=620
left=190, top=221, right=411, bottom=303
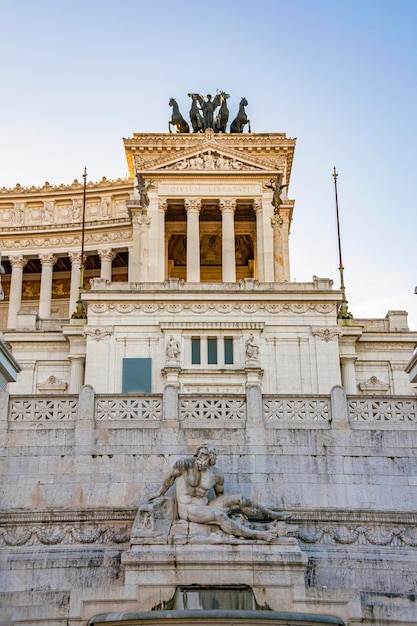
left=1, top=0, right=416, bottom=328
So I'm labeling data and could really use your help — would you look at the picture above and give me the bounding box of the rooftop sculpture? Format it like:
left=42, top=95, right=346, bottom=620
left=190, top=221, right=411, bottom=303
left=169, top=93, right=250, bottom=134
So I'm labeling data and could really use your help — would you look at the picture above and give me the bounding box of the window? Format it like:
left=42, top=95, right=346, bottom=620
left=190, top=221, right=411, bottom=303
left=191, top=337, right=201, bottom=364
left=122, top=358, right=152, bottom=393
left=207, top=338, right=218, bottom=364
left=224, top=337, right=234, bottom=364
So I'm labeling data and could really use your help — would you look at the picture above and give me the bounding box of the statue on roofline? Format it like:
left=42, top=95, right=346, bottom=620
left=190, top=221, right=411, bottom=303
left=266, top=175, right=287, bottom=213
left=167, top=92, right=249, bottom=134
left=135, top=173, right=155, bottom=209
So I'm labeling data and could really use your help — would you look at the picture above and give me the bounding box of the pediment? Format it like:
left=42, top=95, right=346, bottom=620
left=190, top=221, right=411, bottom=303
left=134, top=146, right=286, bottom=174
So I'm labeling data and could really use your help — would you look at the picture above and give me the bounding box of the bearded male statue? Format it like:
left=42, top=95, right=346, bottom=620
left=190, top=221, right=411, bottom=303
left=144, top=445, right=291, bottom=542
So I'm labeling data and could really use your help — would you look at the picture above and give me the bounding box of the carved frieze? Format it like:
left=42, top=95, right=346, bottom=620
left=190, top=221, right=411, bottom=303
left=88, top=302, right=335, bottom=315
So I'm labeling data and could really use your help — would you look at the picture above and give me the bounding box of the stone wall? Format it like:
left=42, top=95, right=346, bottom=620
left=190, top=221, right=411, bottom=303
left=1, top=386, right=416, bottom=624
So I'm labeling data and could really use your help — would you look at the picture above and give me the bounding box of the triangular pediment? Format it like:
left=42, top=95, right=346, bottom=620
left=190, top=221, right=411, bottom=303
left=134, top=145, right=286, bottom=174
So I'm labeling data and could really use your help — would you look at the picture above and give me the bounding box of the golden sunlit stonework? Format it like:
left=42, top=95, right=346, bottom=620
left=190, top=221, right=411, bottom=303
left=0, top=124, right=416, bottom=626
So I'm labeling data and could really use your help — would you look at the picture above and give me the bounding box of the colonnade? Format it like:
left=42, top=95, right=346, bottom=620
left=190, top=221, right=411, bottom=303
left=5, top=248, right=118, bottom=328
left=4, top=195, right=291, bottom=329
left=128, top=195, right=291, bottom=285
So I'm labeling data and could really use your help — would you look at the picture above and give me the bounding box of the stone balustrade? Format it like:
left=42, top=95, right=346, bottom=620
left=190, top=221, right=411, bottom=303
left=2, top=387, right=417, bottom=429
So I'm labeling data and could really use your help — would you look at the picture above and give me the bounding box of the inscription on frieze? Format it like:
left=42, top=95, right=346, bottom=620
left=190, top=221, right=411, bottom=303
left=158, top=183, right=262, bottom=197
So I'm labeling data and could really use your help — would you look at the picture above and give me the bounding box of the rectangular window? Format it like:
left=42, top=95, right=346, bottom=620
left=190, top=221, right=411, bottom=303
left=191, top=337, right=201, bottom=364
left=207, top=337, right=218, bottom=364
left=122, top=358, right=152, bottom=393
left=224, top=337, right=234, bottom=364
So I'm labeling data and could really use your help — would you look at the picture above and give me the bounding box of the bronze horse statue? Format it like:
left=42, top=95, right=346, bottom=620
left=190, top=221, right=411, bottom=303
left=230, top=97, right=251, bottom=134
left=214, top=91, right=230, bottom=133
left=188, top=93, right=204, bottom=133
left=168, top=98, right=190, bottom=133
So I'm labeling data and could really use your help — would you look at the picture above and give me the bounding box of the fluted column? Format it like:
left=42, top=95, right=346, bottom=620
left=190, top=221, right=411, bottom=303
left=340, top=356, right=357, bottom=395
left=98, top=249, right=116, bottom=282
left=253, top=199, right=264, bottom=281
left=68, top=251, right=82, bottom=317
left=219, top=198, right=237, bottom=283
left=184, top=198, right=201, bottom=283
left=7, top=255, right=27, bottom=328
left=38, top=253, right=57, bottom=319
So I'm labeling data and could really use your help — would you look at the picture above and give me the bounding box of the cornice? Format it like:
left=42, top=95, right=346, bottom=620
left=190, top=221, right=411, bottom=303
left=0, top=177, right=132, bottom=198
left=123, top=131, right=296, bottom=182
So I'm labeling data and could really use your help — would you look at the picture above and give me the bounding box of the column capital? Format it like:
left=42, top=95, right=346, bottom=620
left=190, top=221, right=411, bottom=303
left=39, top=253, right=57, bottom=267
left=270, top=214, right=284, bottom=229
left=158, top=199, right=168, bottom=213
left=9, top=255, right=27, bottom=270
left=68, top=251, right=82, bottom=265
left=218, top=198, right=237, bottom=213
left=184, top=198, right=202, bottom=214
left=98, top=248, right=116, bottom=262
left=253, top=198, right=262, bottom=213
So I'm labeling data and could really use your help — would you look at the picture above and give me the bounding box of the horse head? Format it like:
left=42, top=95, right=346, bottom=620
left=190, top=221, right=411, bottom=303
left=240, top=97, right=248, bottom=108
left=169, top=98, right=177, bottom=107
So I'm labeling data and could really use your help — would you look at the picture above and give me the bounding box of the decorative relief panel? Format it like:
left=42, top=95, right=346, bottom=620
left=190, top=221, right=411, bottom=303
left=298, top=522, right=417, bottom=547
left=88, top=303, right=335, bottom=315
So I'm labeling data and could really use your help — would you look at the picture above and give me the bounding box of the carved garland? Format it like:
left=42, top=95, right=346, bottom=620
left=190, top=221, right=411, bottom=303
left=88, top=303, right=335, bottom=315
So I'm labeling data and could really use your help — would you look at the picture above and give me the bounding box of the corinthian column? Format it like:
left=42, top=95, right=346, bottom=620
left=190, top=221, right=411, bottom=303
left=68, top=251, right=82, bottom=317
left=39, top=253, right=57, bottom=319
left=219, top=198, right=237, bottom=283
left=98, top=249, right=116, bottom=282
left=184, top=198, right=201, bottom=283
left=7, top=255, right=27, bottom=328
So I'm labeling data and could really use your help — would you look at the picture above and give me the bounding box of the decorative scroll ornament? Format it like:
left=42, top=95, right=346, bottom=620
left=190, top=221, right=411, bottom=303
left=311, top=328, right=341, bottom=342
left=84, top=327, right=113, bottom=341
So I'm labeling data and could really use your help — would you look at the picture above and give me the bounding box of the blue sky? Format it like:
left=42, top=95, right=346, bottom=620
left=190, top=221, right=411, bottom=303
left=1, top=0, right=416, bottom=328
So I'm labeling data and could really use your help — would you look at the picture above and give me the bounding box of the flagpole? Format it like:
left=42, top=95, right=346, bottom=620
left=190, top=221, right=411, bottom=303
left=71, top=167, right=88, bottom=320
left=333, top=167, right=352, bottom=320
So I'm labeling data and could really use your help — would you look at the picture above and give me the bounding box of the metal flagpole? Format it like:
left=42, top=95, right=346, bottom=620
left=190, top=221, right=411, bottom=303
left=71, top=167, right=88, bottom=320
left=333, top=167, right=352, bottom=320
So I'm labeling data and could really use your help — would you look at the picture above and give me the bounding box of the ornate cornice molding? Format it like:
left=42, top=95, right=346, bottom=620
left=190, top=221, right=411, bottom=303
left=88, top=302, right=335, bottom=315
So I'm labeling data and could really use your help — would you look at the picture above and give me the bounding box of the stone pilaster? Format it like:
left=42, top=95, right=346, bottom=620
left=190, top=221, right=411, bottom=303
left=7, top=255, right=27, bottom=328
left=63, top=324, right=86, bottom=394
left=270, top=212, right=291, bottom=283
left=253, top=198, right=264, bottom=281
left=98, top=249, right=116, bottom=282
left=38, top=253, right=57, bottom=319
left=158, top=199, right=168, bottom=282
left=68, top=251, right=82, bottom=318
left=127, top=200, right=151, bottom=282
left=219, top=198, right=237, bottom=283
left=184, top=198, right=201, bottom=283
